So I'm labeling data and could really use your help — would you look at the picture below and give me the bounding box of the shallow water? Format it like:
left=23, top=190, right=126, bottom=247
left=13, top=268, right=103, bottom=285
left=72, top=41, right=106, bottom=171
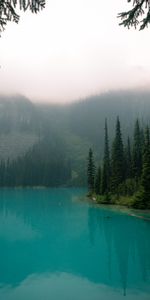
left=0, top=188, right=150, bottom=300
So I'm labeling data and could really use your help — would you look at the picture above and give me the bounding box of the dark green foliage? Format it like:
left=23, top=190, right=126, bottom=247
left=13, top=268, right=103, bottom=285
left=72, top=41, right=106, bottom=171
left=125, top=137, right=132, bottom=179
left=117, top=178, right=137, bottom=197
left=0, top=136, right=71, bottom=187
left=101, top=129, right=112, bottom=203
left=118, top=0, right=150, bottom=30
left=111, top=117, right=124, bottom=194
left=132, top=119, right=143, bottom=182
left=0, top=0, right=45, bottom=35
left=95, top=166, right=101, bottom=195
left=134, top=127, right=150, bottom=209
left=92, top=117, right=150, bottom=209
left=101, top=119, right=111, bottom=195
left=87, top=148, right=95, bottom=194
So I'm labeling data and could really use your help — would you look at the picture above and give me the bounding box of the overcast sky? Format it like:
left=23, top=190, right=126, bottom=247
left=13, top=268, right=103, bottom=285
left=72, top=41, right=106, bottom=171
left=0, top=0, right=150, bottom=103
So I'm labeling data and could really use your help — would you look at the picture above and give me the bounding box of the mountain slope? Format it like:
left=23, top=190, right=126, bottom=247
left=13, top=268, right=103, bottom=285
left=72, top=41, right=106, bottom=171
left=0, top=90, right=150, bottom=185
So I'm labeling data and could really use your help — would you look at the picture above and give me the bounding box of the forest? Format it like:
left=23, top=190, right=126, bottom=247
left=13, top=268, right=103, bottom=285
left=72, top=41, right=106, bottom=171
left=0, top=91, right=150, bottom=198
left=87, top=118, right=150, bottom=209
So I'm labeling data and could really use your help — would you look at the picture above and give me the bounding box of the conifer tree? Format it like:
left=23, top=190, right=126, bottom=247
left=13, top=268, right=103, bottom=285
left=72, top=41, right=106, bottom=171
left=111, top=117, right=124, bottom=194
left=125, top=137, right=132, bottom=179
left=95, top=166, right=101, bottom=195
left=87, top=148, right=95, bottom=195
left=101, top=119, right=111, bottom=195
left=0, top=0, right=45, bottom=35
left=134, top=127, right=150, bottom=209
left=132, top=119, right=142, bottom=182
left=118, top=0, right=150, bottom=31
left=140, top=127, right=145, bottom=147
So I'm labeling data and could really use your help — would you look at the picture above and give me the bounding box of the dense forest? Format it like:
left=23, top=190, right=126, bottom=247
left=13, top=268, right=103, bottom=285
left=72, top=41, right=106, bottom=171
left=0, top=91, right=150, bottom=188
left=87, top=118, right=150, bottom=209
left=0, top=135, right=71, bottom=187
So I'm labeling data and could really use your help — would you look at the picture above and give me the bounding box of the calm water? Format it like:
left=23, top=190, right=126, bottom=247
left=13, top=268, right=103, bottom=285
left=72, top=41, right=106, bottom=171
left=0, top=188, right=150, bottom=300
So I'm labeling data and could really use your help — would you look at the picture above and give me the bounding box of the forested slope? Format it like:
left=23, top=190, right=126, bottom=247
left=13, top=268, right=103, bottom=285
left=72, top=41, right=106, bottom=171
left=0, top=90, right=150, bottom=186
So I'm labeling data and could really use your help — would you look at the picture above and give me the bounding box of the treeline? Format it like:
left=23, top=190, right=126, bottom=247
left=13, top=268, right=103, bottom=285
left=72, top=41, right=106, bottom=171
left=0, top=137, right=71, bottom=187
left=87, top=117, right=150, bottom=209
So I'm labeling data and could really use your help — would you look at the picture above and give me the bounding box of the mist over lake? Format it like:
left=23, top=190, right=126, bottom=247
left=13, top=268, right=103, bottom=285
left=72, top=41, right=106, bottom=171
left=1, top=0, right=150, bottom=298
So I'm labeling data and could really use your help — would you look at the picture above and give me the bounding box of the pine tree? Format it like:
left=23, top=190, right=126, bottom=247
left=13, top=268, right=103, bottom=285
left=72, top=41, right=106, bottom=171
left=95, top=166, right=101, bottom=195
left=134, top=127, right=150, bottom=209
left=125, top=137, right=132, bottom=179
left=0, top=0, right=45, bottom=35
left=132, top=119, right=142, bottom=182
left=118, top=0, right=150, bottom=31
left=101, top=119, right=111, bottom=195
left=111, top=117, right=124, bottom=194
left=87, top=148, right=95, bottom=195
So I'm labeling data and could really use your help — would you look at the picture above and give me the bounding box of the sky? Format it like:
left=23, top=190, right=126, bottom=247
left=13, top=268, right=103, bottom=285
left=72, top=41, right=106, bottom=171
left=0, top=0, right=150, bottom=103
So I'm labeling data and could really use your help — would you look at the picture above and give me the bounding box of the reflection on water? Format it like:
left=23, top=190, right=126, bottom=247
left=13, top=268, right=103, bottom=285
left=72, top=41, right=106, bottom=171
left=1, top=272, right=150, bottom=300
left=0, top=188, right=150, bottom=300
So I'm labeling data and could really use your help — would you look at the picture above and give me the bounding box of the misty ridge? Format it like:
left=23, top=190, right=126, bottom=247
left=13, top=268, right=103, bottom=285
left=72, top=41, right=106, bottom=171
left=0, top=89, right=150, bottom=186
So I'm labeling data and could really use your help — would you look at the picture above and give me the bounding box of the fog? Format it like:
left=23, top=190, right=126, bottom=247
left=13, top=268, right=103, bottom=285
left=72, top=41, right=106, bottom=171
left=0, top=0, right=150, bottom=103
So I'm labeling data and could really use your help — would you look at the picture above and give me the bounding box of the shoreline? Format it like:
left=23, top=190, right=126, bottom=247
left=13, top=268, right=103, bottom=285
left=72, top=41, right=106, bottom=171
left=89, top=195, right=150, bottom=221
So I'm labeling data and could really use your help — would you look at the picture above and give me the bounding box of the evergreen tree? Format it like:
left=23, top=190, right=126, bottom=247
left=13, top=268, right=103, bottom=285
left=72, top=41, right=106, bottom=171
left=140, top=127, right=145, bottom=147
left=118, top=0, right=150, bottom=31
left=101, top=118, right=111, bottom=195
left=0, top=0, right=45, bottom=35
left=0, top=136, right=71, bottom=187
left=125, top=137, right=132, bottom=179
left=111, top=117, right=124, bottom=194
left=134, top=127, right=150, bottom=209
left=132, top=119, right=142, bottom=182
left=95, top=166, right=101, bottom=195
left=87, top=148, right=95, bottom=194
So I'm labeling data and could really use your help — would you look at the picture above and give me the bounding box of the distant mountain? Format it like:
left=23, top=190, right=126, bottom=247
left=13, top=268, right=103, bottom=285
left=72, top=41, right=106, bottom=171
left=0, top=94, right=40, bottom=134
left=0, top=90, right=150, bottom=185
left=68, top=90, right=150, bottom=150
left=39, top=90, right=150, bottom=158
left=0, top=95, right=40, bottom=160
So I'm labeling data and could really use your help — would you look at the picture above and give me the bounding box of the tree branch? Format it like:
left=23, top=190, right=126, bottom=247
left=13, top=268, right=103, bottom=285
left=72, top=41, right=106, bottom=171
left=0, top=0, right=45, bottom=35
left=118, top=0, right=150, bottom=30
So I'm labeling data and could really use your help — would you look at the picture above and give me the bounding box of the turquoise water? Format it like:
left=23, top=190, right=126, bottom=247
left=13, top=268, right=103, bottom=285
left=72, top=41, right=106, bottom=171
left=0, top=188, right=150, bottom=300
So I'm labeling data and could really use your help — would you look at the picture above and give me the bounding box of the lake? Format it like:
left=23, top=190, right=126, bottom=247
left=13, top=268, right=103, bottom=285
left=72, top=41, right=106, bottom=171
left=0, top=188, right=150, bottom=300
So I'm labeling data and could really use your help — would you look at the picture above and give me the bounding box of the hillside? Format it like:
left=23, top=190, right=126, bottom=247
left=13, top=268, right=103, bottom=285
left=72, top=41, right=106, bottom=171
left=0, top=91, right=150, bottom=185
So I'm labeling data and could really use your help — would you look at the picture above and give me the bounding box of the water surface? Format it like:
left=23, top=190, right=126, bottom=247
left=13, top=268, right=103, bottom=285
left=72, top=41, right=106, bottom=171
left=0, top=188, right=150, bottom=300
